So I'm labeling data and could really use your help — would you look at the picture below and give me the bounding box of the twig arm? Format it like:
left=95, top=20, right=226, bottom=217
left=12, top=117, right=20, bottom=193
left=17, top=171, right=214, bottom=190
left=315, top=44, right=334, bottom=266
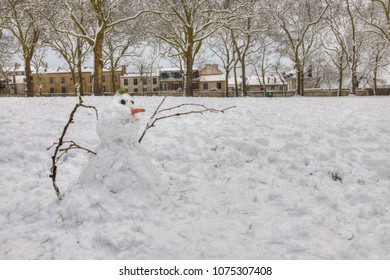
left=138, top=96, right=236, bottom=143
left=138, top=96, right=167, bottom=143
left=48, top=98, right=98, bottom=201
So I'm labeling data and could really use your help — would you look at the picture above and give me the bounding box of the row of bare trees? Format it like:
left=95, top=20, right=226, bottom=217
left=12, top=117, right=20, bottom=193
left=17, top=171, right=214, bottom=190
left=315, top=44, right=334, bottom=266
left=1, top=0, right=389, bottom=97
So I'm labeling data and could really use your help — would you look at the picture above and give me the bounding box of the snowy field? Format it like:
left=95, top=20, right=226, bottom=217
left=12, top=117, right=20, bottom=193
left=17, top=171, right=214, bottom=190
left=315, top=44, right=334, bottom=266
left=0, top=95, right=390, bottom=259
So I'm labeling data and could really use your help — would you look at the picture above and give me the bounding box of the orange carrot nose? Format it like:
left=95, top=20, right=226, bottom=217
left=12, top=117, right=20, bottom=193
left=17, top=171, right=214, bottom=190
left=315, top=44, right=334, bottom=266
left=131, top=107, right=145, bottom=115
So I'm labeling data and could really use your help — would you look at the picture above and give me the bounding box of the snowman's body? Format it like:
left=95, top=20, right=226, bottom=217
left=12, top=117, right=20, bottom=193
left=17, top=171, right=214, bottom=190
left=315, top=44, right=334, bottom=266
left=70, top=95, right=162, bottom=219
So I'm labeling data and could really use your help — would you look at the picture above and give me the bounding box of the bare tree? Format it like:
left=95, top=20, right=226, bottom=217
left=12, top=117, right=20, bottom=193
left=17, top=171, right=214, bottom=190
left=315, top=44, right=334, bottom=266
left=132, top=45, right=160, bottom=95
left=362, top=36, right=390, bottom=94
left=51, top=0, right=150, bottom=96
left=103, top=22, right=141, bottom=94
left=31, top=46, right=47, bottom=96
left=0, top=27, right=19, bottom=96
left=323, top=5, right=350, bottom=96
left=364, top=0, right=390, bottom=43
left=229, top=0, right=267, bottom=97
left=343, top=0, right=367, bottom=95
left=271, top=0, right=329, bottom=96
left=208, top=29, right=235, bottom=97
left=149, top=0, right=235, bottom=96
left=248, top=37, right=275, bottom=96
left=41, top=4, right=91, bottom=96
left=272, top=52, right=291, bottom=96
left=1, top=0, right=43, bottom=97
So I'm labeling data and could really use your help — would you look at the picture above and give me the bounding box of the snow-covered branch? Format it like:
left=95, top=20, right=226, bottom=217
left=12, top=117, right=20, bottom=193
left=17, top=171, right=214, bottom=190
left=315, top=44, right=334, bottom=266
left=138, top=97, right=236, bottom=143
left=48, top=96, right=98, bottom=201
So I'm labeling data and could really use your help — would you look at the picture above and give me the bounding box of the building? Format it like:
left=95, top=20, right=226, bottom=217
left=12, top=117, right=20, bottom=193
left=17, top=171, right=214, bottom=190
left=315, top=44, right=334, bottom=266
left=120, top=73, right=160, bottom=94
left=31, top=67, right=125, bottom=95
left=228, top=75, right=285, bottom=94
left=199, top=64, right=226, bottom=92
left=246, top=75, right=285, bottom=92
left=159, top=64, right=226, bottom=93
left=0, top=76, right=26, bottom=96
left=0, top=64, right=27, bottom=95
left=159, top=67, right=200, bottom=91
left=285, top=75, right=320, bottom=91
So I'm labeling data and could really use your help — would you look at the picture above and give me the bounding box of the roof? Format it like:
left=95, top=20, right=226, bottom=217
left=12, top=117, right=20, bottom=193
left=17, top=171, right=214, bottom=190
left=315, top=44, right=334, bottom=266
left=12, top=66, right=123, bottom=74
left=200, top=74, right=225, bottom=82
left=228, top=76, right=284, bottom=86
left=122, top=73, right=159, bottom=78
left=160, top=67, right=181, bottom=72
left=160, top=67, right=199, bottom=72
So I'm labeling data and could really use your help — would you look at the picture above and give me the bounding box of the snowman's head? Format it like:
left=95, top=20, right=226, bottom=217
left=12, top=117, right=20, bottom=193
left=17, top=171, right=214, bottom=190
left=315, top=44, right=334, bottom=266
left=114, top=94, right=145, bottom=120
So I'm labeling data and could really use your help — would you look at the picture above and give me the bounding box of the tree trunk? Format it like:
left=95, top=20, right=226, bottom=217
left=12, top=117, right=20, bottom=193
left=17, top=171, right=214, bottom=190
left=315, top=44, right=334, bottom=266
left=93, top=34, right=104, bottom=96
left=262, top=73, right=266, bottom=97
left=350, top=67, right=357, bottom=95
left=338, top=70, right=343, bottom=97
left=25, top=59, right=33, bottom=97
left=241, top=57, right=247, bottom=97
left=337, top=58, right=343, bottom=97
left=70, top=70, right=76, bottom=93
left=233, top=60, right=239, bottom=97
left=111, top=69, right=116, bottom=94
left=77, top=64, right=84, bottom=95
left=76, top=40, right=84, bottom=96
left=295, top=62, right=302, bottom=96
left=373, top=67, right=378, bottom=96
left=225, top=69, right=229, bottom=97
left=185, top=52, right=194, bottom=97
left=300, top=70, right=305, bottom=96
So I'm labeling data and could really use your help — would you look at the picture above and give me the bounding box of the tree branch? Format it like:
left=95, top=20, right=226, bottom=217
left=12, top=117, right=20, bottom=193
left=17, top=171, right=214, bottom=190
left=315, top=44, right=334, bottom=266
left=47, top=96, right=98, bottom=201
left=138, top=97, right=236, bottom=143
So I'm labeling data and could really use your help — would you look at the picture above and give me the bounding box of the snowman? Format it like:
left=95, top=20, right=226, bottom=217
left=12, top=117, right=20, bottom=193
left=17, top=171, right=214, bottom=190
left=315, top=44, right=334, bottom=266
left=65, top=94, right=163, bottom=222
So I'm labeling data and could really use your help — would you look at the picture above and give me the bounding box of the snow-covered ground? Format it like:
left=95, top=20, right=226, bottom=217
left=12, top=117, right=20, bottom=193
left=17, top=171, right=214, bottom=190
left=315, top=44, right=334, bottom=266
left=0, top=96, right=389, bottom=259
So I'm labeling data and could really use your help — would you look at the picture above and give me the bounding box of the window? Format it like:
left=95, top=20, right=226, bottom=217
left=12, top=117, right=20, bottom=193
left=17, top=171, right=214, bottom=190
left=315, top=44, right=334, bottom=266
left=124, top=79, right=128, bottom=86
left=134, top=78, right=138, bottom=85
left=217, top=82, right=222, bottom=89
left=153, top=78, right=157, bottom=85
left=173, top=72, right=181, bottom=79
left=61, top=77, right=65, bottom=83
left=174, top=83, right=180, bottom=90
left=49, top=88, right=54, bottom=93
left=61, top=87, right=66, bottom=93
left=134, top=88, right=138, bottom=93
left=203, top=83, right=208, bottom=90
left=192, top=83, right=198, bottom=90
left=49, top=77, right=54, bottom=84
left=90, top=76, right=93, bottom=83
left=161, top=83, right=167, bottom=91
left=143, top=79, right=147, bottom=85
left=102, top=86, right=106, bottom=92
left=160, top=73, right=169, bottom=79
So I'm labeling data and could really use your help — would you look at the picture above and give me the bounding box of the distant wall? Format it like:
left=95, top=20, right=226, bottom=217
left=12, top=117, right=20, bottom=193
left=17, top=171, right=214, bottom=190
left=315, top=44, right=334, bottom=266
left=6, top=88, right=390, bottom=97
left=376, top=88, right=390, bottom=96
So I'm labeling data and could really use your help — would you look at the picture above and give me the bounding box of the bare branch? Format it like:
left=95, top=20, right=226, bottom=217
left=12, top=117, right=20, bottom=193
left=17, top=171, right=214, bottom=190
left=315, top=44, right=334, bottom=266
left=48, top=96, right=98, bottom=201
left=138, top=97, right=236, bottom=143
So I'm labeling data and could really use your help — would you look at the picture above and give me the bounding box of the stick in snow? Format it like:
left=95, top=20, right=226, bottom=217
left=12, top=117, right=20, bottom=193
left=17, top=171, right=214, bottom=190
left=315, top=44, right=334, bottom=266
left=138, top=96, right=236, bottom=143
left=48, top=96, right=98, bottom=201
